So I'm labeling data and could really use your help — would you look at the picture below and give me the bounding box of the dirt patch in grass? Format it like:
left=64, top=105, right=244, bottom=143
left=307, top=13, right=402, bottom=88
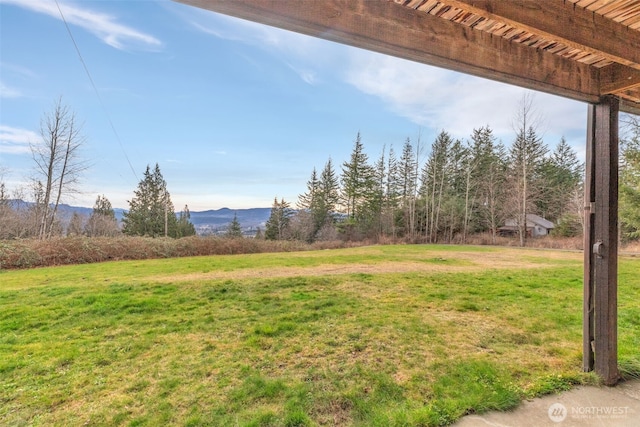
left=148, top=248, right=582, bottom=283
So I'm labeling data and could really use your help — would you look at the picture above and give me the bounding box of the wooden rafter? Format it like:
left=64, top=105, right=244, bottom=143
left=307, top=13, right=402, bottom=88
left=448, top=0, right=640, bottom=69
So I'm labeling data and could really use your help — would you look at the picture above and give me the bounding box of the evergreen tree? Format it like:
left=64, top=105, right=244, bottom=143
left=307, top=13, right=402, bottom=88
left=370, top=147, right=387, bottom=238
left=384, top=146, right=400, bottom=237
left=441, top=139, right=468, bottom=242
left=340, top=132, right=377, bottom=237
left=176, top=204, right=196, bottom=237
left=254, top=227, right=264, bottom=239
left=313, top=158, right=340, bottom=240
left=537, top=137, right=583, bottom=223
left=94, top=194, right=115, bottom=217
left=469, top=126, right=507, bottom=242
left=122, top=164, right=178, bottom=237
left=295, top=168, right=320, bottom=242
left=296, top=160, right=340, bottom=242
left=297, top=168, right=319, bottom=211
left=506, top=126, right=548, bottom=246
left=398, top=139, right=418, bottom=238
left=225, top=213, right=243, bottom=238
left=341, top=132, right=374, bottom=220
left=420, top=131, right=454, bottom=242
left=85, top=194, right=120, bottom=237
left=265, top=197, right=293, bottom=240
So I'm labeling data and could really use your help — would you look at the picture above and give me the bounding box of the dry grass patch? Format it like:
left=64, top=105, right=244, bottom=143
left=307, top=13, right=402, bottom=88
left=147, top=245, right=582, bottom=284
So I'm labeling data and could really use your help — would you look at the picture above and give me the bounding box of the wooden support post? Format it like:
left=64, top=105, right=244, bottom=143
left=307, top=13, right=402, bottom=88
left=584, top=104, right=596, bottom=373
left=583, top=96, right=619, bottom=386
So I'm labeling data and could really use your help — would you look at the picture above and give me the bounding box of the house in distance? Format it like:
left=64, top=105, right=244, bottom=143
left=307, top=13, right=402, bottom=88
left=499, top=214, right=555, bottom=238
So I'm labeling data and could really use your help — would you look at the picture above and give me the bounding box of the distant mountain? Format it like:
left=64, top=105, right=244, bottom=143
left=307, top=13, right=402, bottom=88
left=190, top=207, right=271, bottom=230
left=7, top=200, right=271, bottom=235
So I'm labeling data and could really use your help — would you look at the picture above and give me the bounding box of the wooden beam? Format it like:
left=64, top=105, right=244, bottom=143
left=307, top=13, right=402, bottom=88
left=584, top=96, right=619, bottom=386
left=599, top=63, right=640, bottom=95
left=621, top=99, right=640, bottom=117
left=175, top=0, right=602, bottom=103
left=452, top=0, right=640, bottom=70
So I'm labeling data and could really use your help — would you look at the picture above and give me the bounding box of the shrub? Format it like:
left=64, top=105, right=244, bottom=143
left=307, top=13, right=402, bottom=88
left=0, top=236, right=353, bottom=270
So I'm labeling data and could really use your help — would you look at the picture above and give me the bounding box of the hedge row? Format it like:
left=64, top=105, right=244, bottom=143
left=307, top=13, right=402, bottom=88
left=0, top=236, right=353, bottom=270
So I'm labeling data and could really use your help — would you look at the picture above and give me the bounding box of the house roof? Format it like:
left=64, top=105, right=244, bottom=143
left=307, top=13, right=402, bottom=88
left=501, top=214, right=555, bottom=230
left=175, top=0, right=640, bottom=116
left=526, top=214, right=555, bottom=229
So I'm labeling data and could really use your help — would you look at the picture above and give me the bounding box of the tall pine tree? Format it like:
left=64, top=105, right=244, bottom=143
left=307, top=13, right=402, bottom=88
left=265, top=197, right=293, bottom=240
left=176, top=204, right=196, bottom=237
left=469, top=126, right=507, bottom=242
left=123, top=164, right=178, bottom=237
left=537, top=137, right=582, bottom=223
left=398, top=139, right=418, bottom=238
left=225, top=213, right=243, bottom=238
left=341, top=132, right=374, bottom=220
left=315, top=158, right=340, bottom=238
left=506, top=126, right=548, bottom=246
left=340, top=132, right=377, bottom=237
left=420, top=131, right=454, bottom=242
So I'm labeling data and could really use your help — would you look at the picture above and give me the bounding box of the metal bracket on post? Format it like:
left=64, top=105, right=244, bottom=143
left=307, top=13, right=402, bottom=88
left=592, top=240, right=604, bottom=258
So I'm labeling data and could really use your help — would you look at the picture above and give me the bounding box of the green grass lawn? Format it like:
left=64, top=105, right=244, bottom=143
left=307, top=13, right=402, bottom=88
left=1, top=245, right=639, bottom=426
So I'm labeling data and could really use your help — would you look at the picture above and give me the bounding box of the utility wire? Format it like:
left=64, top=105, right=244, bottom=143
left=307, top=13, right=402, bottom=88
left=54, top=0, right=138, bottom=181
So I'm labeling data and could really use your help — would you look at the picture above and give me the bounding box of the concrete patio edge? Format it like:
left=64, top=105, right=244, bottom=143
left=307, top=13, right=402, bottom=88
left=453, top=378, right=640, bottom=427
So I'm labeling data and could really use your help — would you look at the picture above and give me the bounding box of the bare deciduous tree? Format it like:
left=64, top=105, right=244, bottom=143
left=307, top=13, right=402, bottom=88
left=30, top=98, right=88, bottom=239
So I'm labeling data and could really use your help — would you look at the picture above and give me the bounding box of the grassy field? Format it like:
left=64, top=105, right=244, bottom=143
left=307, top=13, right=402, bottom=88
left=1, top=245, right=639, bottom=426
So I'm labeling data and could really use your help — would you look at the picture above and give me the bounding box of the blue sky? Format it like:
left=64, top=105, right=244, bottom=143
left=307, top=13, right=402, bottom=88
left=1, top=0, right=588, bottom=211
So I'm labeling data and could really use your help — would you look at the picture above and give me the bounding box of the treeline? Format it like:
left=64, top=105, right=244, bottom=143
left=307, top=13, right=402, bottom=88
left=272, top=113, right=640, bottom=246
left=263, top=126, right=584, bottom=245
left=0, top=163, right=197, bottom=240
left=263, top=113, right=640, bottom=245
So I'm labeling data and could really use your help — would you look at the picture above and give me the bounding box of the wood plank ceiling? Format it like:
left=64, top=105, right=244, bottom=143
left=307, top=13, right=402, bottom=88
left=176, top=0, right=640, bottom=115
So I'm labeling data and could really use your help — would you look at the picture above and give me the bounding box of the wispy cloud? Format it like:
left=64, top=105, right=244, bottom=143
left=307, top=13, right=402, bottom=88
left=0, top=0, right=161, bottom=50
left=0, top=81, right=22, bottom=98
left=1, top=62, right=37, bottom=79
left=185, top=12, right=341, bottom=85
left=0, top=125, right=39, bottom=154
left=344, top=52, right=586, bottom=144
left=180, top=8, right=587, bottom=150
left=286, top=63, right=318, bottom=85
left=0, top=63, right=37, bottom=98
